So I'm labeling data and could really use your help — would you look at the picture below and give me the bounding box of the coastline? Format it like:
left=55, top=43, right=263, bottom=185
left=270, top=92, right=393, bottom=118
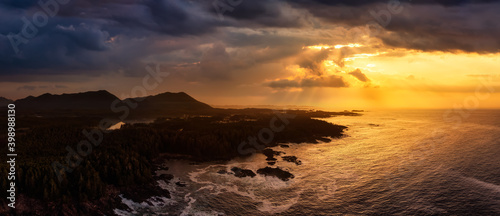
left=0, top=109, right=354, bottom=215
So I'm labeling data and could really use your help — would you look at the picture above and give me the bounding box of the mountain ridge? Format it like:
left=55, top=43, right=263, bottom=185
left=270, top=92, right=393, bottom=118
left=6, top=90, right=213, bottom=115
left=0, top=97, right=13, bottom=107
left=14, top=90, right=120, bottom=111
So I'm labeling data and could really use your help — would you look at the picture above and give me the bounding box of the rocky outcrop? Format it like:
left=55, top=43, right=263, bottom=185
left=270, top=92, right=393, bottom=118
left=175, top=181, right=187, bottom=187
left=230, top=167, right=256, bottom=178
left=316, top=137, right=331, bottom=143
left=261, top=149, right=284, bottom=161
left=282, top=156, right=302, bottom=165
left=157, top=174, right=174, bottom=182
left=257, top=167, right=294, bottom=181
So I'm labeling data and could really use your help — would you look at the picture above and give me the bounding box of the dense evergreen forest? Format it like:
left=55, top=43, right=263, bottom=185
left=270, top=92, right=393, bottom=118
left=0, top=109, right=352, bottom=214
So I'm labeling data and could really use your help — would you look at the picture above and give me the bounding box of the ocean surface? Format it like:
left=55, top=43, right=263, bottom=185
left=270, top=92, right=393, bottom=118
left=114, top=110, right=500, bottom=215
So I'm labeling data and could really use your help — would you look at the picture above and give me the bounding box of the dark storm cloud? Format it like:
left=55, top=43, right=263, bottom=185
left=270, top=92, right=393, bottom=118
left=289, top=0, right=500, bottom=7
left=0, top=0, right=316, bottom=78
left=0, top=20, right=116, bottom=74
left=376, top=4, right=500, bottom=53
left=0, top=0, right=38, bottom=9
left=348, top=68, right=370, bottom=82
left=0, top=0, right=225, bottom=77
left=104, top=0, right=222, bottom=36
left=267, top=75, right=348, bottom=89
left=1, top=0, right=500, bottom=82
left=290, top=0, right=500, bottom=53
left=208, top=0, right=303, bottom=27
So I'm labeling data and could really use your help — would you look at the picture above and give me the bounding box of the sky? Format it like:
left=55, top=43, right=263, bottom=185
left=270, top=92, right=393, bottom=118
left=1, top=0, right=500, bottom=109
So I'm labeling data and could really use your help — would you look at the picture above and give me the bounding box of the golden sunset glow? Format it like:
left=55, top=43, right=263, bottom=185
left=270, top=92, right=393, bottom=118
left=266, top=43, right=500, bottom=109
left=1, top=0, right=499, bottom=110
left=304, top=43, right=364, bottom=50
left=304, top=45, right=332, bottom=50
left=334, top=43, right=364, bottom=49
left=3, top=1, right=500, bottom=215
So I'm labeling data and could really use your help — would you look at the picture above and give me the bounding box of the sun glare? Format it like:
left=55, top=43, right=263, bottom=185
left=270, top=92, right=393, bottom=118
left=334, top=43, right=363, bottom=49
left=304, top=45, right=332, bottom=50
left=303, top=43, right=364, bottom=50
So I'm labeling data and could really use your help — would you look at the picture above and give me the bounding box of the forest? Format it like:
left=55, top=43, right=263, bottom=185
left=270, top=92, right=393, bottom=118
left=0, top=108, right=351, bottom=213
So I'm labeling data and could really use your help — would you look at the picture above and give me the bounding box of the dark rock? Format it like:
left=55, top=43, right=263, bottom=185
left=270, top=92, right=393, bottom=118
left=282, top=156, right=302, bottom=165
left=175, top=181, right=187, bottom=187
left=121, top=184, right=171, bottom=204
left=267, top=157, right=277, bottom=161
left=261, top=149, right=284, bottom=161
left=317, top=137, right=331, bottom=143
left=231, top=167, right=256, bottom=178
left=280, top=144, right=290, bottom=148
left=267, top=161, right=276, bottom=165
left=257, top=167, right=294, bottom=181
left=217, top=169, right=227, bottom=174
left=158, top=174, right=174, bottom=181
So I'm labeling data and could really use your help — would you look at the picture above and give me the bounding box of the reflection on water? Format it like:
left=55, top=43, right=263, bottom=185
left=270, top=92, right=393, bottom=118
left=108, top=121, right=126, bottom=130
left=115, top=110, right=500, bottom=215
left=107, top=119, right=155, bottom=130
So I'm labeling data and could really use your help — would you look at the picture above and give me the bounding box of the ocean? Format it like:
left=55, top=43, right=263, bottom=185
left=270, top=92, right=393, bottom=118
left=114, top=110, right=500, bottom=215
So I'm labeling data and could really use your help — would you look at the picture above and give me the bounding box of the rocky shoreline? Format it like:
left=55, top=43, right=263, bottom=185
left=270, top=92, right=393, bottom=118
left=3, top=143, right=318, bottom=216
left=110, top=144, right=305, bottom=214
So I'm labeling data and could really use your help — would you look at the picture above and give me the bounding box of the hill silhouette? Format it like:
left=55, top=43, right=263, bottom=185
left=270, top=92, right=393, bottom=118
left=127, top=92, right=213, bottom=116
left=0, top=97, right=13, bottom=107
left=0, top=89, right=357, bottom=215
left=14, top=90, right=119, bottom=111
left=9, top=90, right=213, bottom=116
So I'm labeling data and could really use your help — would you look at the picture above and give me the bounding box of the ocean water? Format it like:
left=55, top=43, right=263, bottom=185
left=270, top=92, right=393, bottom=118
left=115, top=110, right=500, bottom=215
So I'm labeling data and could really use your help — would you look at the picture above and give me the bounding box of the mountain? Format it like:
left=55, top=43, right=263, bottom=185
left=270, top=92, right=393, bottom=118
left=15, top=90, right=120, bottom=111
left=0, top=97, right=13, bottom=107
left=128, top=92, right=213, bottom=115
left=10, top=90, right=213, bottom=116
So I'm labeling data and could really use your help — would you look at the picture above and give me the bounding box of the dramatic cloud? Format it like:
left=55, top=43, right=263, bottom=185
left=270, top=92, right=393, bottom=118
left=0, top=0, right=225, bottom=77
left=209, top=0, right=304, bottom=27
left=289, top=0, right=500, bottom=7
left=16, top=85, right=36, bottom=91
left=349, top=68, right=370, bottom=82
left=292, top=1, right=500, bottom=53
left=376, top=3, right=500, bottom=53
left=199, top=42, right=232, bottom=80
left=1, top=0, right=500, bottom=106
left=296, top=48, right=331, bottom=75
left=2, top=0, right=499, bottom=78
left=267, top=75, right=348, bottom=89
